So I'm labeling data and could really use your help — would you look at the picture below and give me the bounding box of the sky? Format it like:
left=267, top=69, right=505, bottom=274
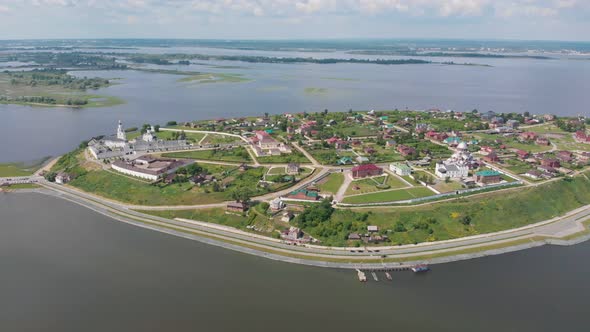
left=0, top=0, right=588, bottom=41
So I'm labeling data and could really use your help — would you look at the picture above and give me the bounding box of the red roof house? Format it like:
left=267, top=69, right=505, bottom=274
left=351, top=164, right=383, bottom=179
left=520, top=132, right=538, bottom=141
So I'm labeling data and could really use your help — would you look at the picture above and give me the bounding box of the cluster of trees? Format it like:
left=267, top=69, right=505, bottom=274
left=129, top=56, right=172, bottom=65
left=414, top=173, right=435, bottom=185
left=556, top=118, right=586, bottom=133
left=169, top=130, right=186, bottom=140
left=0, top=95, right=57, bottom=104
left=0, top=95, right=87, bottom=106
left=176, top=163, right=204, bottom=177
left=294, top=199, right=335, bottom=228
left=13, top=52, right=127, bottom=70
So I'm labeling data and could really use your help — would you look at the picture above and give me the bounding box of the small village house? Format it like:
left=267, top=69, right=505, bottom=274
left=389, top=162, right=412, bottom=176
left=226, top=201, right=249, bottom=214
left=475, top=170, right=502, bottom=185
left=351, top=164, right=383, bottom=179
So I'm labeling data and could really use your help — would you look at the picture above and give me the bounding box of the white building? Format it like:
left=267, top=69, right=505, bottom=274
left=111, top=157, right=191, bottom=181
left=88, top=121, right=190, bottom=160
left=435, top=162, right=469, bottom=179
left=389, top=162, right=412, bottom=176
left=270, top=198, right=285, bottom=211
left=55, top=172, right=72, bottom=184
left=249, top=131, right=292, bottom=157
left=117, top=120, right=126, bottom=140
left=435, top=142, right=471, bottom=179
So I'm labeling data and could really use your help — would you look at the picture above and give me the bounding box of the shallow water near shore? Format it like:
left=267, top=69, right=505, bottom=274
left=1, top=192, right=589, bottom=331
left=1, top=50, right=589, bottom=163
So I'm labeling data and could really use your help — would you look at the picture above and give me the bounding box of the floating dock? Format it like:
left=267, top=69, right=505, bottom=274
left=355, top=264, right=430, bottom=281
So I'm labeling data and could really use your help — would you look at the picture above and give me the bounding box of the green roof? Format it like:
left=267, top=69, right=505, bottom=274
left=444, top=137, right=462, bottom=143
left=476, top=170, right=501, bottom=177
left=391, top=162, right=411, bottom=171
left=290, top=189, right=318, bottom=197
left=338, top=157, right=353, bottom=164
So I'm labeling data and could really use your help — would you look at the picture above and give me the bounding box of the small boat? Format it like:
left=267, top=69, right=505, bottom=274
left=371, top=272, right=379, bottom=281
left=356, top=269, right=367, bottom=282
left=411, top=264, right=430, bottom=273
left=385, top=272, right=392, bottom=281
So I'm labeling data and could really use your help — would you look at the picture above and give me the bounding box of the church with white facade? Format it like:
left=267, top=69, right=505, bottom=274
left=88, top=121, right=191, bottom=160
left=435, top=142, right=472, bottom=179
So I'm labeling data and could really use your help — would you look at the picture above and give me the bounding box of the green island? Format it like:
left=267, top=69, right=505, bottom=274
left=10, top=107, right=589, bottom=266
left=0, top=70, right=123, bottom=108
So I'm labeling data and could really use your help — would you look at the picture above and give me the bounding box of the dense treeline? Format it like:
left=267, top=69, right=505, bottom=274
left=349, top=50, right=552, bottom=59
left=126, top=53, right=431, bottom=65
left=0, top=95, right=87, bottom=105
left=9, top=52, right=127, bottom=70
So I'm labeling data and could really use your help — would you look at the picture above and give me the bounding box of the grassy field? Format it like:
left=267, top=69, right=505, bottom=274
left=342, top=187, right=435, bottom=204
left=127, top=130, right=206, bottom=143
left=432, top=181, right=464, bottom=193
left=201, top=134, right=243, bottom=145
left=547, top=133, right=590, bottom=152
left=69, top=163, right=301, bottom=206
left=0, top=163, right=36, bottom=177
left=473, top=133, right=552, bottom=153
left=140, top=208, right=250, bottom=229
left=162, top=147, right=252, bottom=163
left=257, top=150, right=311, bottom=164
left=267, top=166, right=288, bottom=175
left=315, top=173, right=345, bottom=194
left=345, top=175, right=409, bottom=195
left=334, top=172, right=590, bottom=245
left=70, top=170, right=228, bottom=205
left=502, top=159, right=535, bottom=175
left=525, top=123, right=565, bottom=134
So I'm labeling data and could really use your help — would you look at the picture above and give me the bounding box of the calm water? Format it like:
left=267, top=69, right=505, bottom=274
left=1, top=192, right=589, bottom=331
left=1, top=51, right=589, bottom=162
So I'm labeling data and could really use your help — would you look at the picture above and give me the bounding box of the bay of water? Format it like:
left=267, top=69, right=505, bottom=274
left=1, top=192, right=589, bottom=331
left=1, top=50, right=589, bottom=162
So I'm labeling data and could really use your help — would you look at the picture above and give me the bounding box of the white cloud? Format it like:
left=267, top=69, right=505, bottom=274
left=1, top=0, right=587, bottom=21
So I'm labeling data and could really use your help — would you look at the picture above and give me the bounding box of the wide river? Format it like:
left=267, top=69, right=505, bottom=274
left=1, top=47, right=590, bottom=330
left=1, top=47, right=589, bottom=162
left=1, top=192, right=589, bottom=331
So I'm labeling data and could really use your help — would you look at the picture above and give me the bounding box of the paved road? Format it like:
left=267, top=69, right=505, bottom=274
left=292, top=142, right=321, bottom=166
left=31, top=180, right=590, bottom=268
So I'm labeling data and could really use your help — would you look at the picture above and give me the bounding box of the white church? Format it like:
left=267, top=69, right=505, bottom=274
left=435, top=142, right=472, bottom=179
left=88, top=120, right=190, bottom=160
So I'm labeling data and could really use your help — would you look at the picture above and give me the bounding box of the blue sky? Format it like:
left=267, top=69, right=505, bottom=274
left=0, top=0, right=588, bottom=41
